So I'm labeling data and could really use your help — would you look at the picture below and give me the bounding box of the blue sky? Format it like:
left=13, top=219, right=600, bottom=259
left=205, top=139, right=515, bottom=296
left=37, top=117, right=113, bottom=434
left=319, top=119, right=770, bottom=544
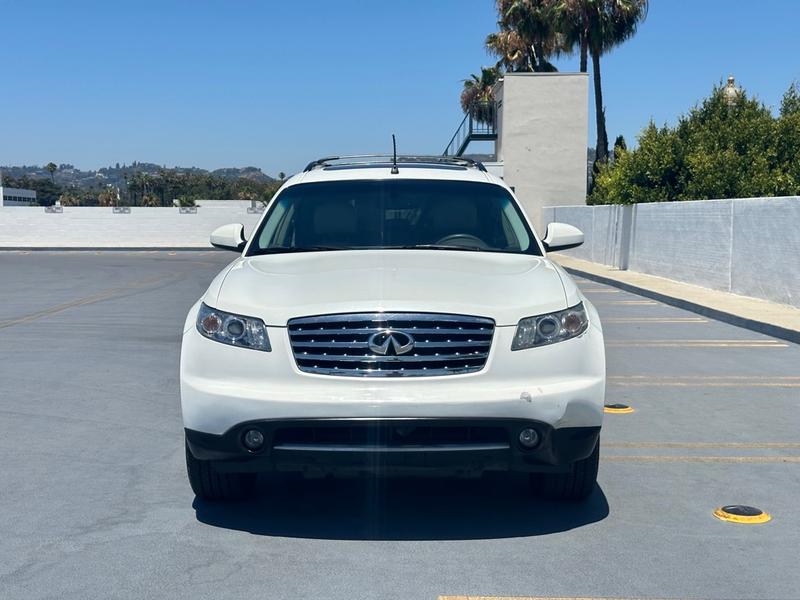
left=2, top=0, right=798, bottom=176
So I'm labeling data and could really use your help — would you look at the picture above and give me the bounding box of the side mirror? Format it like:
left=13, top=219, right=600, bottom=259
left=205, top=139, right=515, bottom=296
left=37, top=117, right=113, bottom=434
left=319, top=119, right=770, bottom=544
left=210, top=223, right=247, bottom=252
left=542, top=222, right=584, bottom=252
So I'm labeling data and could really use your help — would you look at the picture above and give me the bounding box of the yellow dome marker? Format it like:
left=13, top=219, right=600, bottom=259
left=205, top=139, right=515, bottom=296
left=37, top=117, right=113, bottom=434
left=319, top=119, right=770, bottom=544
left=713, top=505, right=772, bottom=524
left=604, top=403, right=634, bottom=414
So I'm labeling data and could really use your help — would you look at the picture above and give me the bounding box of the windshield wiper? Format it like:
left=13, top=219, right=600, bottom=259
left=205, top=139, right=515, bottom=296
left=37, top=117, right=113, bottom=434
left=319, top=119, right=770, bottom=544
left=392, top=244, right=484, bottom=252
left=251, top=244, right=487, bottom=255
left=250, top=246, right=344, bottom=256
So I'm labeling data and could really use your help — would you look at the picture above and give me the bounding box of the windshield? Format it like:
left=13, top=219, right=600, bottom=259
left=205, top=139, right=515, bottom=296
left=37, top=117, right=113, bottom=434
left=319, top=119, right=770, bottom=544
left=247, top=179, right=541, bottom=256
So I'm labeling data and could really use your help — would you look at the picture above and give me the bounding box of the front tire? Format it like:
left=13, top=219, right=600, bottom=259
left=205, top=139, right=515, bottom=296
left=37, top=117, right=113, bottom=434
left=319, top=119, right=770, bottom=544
left=531, top=439, right=599, bottom=501
left=185, top=439, right=256, bottom=501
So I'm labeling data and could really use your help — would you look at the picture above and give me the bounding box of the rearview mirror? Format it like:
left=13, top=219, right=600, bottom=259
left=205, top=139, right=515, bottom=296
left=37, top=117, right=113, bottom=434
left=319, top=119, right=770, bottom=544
left=542, top=222, right=584, bottom=252
left=210, top=223, right=247, bottom=252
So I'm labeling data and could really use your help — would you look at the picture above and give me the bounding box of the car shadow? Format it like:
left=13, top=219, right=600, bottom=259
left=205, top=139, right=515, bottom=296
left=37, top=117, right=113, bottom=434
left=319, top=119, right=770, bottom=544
left=193, top=473, right=609, bottom=540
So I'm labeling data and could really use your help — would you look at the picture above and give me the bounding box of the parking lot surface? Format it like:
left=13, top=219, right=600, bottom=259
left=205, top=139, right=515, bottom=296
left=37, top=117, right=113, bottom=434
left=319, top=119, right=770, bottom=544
left=1, top=251, right=798, bottom=600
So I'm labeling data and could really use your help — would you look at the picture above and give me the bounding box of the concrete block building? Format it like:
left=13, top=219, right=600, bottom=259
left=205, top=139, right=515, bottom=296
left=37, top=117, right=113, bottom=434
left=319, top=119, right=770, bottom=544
left=0, top=185, right=37, bottom=206
left=444, top=72, right=589, bottom=232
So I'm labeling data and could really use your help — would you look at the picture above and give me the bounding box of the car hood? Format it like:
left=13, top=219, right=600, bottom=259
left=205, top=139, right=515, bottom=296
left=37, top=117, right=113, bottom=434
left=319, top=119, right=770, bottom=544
left=209, top=250, right=572, bottom=326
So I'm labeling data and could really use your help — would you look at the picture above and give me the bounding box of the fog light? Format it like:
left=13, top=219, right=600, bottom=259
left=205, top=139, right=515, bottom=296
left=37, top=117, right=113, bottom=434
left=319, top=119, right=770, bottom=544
left=243, top=429, right=264, bottom=451
left=518, top=428, right=540, bottom=449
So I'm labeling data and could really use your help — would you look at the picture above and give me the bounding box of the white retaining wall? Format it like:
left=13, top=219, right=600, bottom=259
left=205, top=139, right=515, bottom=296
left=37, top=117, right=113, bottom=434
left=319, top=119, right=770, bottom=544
left=543, top=196, right=800, bottom=308
left=0, top=206, right=264, bottom=248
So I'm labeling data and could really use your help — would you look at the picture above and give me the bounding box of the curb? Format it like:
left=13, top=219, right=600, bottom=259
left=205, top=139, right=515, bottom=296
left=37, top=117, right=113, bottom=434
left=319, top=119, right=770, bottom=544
left=562, top=266, right=800, bottom=346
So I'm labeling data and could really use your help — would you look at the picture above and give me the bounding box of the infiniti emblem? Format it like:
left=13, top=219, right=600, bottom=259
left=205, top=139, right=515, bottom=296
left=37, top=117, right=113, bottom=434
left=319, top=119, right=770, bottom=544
left=368, top=330, right=416, bottom=356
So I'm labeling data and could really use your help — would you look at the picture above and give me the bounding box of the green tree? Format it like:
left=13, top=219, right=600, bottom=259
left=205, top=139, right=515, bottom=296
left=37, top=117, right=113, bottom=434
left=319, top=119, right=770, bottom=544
left=590, top=81, right=800, bottom=204
left=780, top=81, right=800, bottom=117
left=613, top=134, right=627, bottom=156
left=775, top=82, right=800, bottom=191
left=46, top=162, right=58, bottom=184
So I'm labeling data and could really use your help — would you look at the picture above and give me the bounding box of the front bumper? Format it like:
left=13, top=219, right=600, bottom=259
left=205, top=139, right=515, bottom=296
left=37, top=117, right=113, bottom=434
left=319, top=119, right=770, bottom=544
left=185, top=418, right=601, bottom=474
left=180, top=309, right=606, bottom=435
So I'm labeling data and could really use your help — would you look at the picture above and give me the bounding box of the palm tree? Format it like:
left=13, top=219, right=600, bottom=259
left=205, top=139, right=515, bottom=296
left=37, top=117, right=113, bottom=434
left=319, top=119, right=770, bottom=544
left=98, top=187, right=117, bottom=207
left=141, top=193, right=160, bottom=207
left=487, top=0, right=564, bottom=73
left=552, top=0, right=648, bottom=163
left=552, top=0, right=590, bottom=72
left=460, top=66, right=501, bottom=123
left=59, top=192, right=79, bottom=207
left=486, top=30, right=532, bottom=72
left=46, top=162, right=57, bottom=184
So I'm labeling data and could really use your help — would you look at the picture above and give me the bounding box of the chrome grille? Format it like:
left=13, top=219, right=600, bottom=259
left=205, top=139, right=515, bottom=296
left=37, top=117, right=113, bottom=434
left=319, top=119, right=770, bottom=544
left=287, top=312, right=495, bottom=377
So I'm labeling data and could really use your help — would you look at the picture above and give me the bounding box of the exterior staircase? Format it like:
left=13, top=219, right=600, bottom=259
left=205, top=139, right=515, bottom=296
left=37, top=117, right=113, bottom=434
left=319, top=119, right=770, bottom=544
left=443, top=102, right=498, bottom=157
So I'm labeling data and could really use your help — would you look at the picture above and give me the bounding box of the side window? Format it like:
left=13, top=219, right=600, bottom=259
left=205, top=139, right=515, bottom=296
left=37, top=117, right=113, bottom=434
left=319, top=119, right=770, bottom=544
left=273, top=203, right=296, bottom=246
left=257, top=198, right=290, bottom=247
left=501, top=199, right=530, bottom=251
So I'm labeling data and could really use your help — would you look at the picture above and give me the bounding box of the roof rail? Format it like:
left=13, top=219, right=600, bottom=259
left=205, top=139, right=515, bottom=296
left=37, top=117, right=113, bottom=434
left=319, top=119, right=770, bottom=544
left=302, top=155, right=487, bottom=173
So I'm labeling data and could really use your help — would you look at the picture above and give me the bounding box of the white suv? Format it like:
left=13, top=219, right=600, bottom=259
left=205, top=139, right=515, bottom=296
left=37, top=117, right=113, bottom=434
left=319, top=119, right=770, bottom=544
left=180, top=156, right=605, bottom=502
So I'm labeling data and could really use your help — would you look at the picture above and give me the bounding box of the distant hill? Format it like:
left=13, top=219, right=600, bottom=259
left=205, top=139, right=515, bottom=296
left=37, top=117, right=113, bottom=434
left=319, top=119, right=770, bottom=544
left=0, top=162, right=276, bottom=189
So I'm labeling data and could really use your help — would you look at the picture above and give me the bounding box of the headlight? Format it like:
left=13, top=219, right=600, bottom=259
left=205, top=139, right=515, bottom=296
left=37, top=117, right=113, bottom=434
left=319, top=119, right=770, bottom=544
left=196, top=303, right=271, bottom=351
left=511, top=302, right=589, bottom=350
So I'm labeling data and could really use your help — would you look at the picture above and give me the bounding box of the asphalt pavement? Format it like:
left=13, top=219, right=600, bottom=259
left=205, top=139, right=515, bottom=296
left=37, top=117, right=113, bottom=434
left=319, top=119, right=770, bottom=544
left=1, top=251, right=798, bottom=600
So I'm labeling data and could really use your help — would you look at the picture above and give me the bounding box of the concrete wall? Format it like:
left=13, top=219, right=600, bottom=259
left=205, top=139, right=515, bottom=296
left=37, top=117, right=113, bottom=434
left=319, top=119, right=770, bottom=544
left=496, top=73, right=589, bottom=234
left=0, top=206, right=263, bottom=248
left=541, top=204, right=629, bottom=267
left=543, top=197, right=800, bottom=307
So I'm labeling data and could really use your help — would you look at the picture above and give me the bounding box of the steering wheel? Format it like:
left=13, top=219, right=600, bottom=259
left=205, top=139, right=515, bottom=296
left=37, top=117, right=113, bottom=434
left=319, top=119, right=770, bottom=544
left=435, top=233, right=490, bottom=249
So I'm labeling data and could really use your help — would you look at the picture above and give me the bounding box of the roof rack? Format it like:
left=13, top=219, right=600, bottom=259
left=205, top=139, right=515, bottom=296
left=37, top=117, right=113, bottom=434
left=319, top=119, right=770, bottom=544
left=302, top=155, right=487, bottom=173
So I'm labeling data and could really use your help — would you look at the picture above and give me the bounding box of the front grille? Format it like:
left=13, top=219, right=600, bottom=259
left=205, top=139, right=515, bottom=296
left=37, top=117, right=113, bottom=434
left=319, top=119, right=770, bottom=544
left=287, top=312, right=495, bottom=377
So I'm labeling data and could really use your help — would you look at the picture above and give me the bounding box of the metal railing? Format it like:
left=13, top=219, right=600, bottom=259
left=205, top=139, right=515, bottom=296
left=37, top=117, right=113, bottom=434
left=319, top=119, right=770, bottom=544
left=443, top=101, right=497, bottom=157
